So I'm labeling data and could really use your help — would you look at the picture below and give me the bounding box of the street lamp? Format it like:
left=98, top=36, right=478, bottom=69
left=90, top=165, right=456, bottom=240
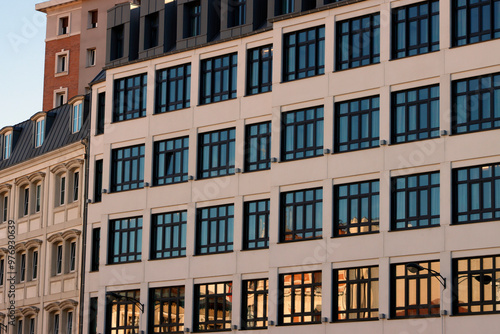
left=406, top=263, right=447, bottom=288
left=106, top=291, right=144, bottom=313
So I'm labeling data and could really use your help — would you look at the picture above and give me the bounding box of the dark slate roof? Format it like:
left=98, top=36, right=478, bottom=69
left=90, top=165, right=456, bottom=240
left=90, top=70, right=106, bottom=86
left=0, top=97, right=90, bottom=171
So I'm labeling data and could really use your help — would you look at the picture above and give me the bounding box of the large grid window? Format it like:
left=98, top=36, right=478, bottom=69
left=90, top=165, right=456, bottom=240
left=150, top=286, right=185, bottom=333
left=453, top=163, right=500, bottom=224
left=281, top=188, right=322, bottom=242
left=245, top=122, right=271, bottom=172
left=453, top=0, right=500, bottom=46
left=452, top=73, right=500, bottom=134
left=153, top=137, right=189, bottom=185
left=196, top=205, right=234, bottom=255
left=243, top=199, right=270, bottom=249
left=283, top=26, right=325, bottom=81
left=334, top=180, right=380, bottom=237
left=198, top=128, right=235, bottom=179
left=247, top=45, right=273, bottom=95
left=156, top=64, right=191, bottom=113
left=335, top=96, right=379, bottom=152
left=113, top=74, right=147, bottom=122
left=453, top=255, right=500, bottom=315
left=334, top=266, right=379, bottom=321
left=392, top=172, right=440, bottom=230
left=392, top=0, right=440, bottom=59
left=337, top=14, right=380, bottom=70
left=111, top=145, right=145, bottom=192
left=391, top=261, right=441, bottom=318
left=279, top=271, right=322, bottom=325
left=242, top=279, right=268, bottom=329
left=195, top=282, right=232, bottom=331
left=392, top=85, right=440, bottom=143
left=152, top=211, right=187, bottom=259
left=200, top=54, right=237, bottom=105
left=106, top=290, right=141, bottom=334
left=108, top=217, right=142, bottom=264
left=282, top=106, right=324, bottom=161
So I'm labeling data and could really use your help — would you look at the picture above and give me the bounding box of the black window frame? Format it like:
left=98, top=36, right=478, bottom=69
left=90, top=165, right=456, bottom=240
left=20, top=253, right=26, bottom=282
left=153, top=137, right=189, bottom=186
left=243, top=199, right=270, bottom=250
left=69, top=241, right=76, bottom=271
left=113, top=74, right=148, bottom=122
left=186, top=1, right=201, bottom=38
left=244, top=121, right=271, bottom=172
left=144, top=12, right=160, bottom=49
left=89, top=297, right=98, bottom=334
left=452, top=0, right=500, bottom=46
left=151, top=210, right=187, bottom=259
left=106, top=290, right=141, bottom=334
left=336, top=13, right=380, bottom=71
left=283, top=25, right=325, bottom=82
left=32, top=250, right=38, bottom=280
left=56, top=244, right=63, bottom=275
left=280, top=188, right=323, bottom=242
left=200, top=53, right=238, bottom=105
left=0, top=258, right=4, bottom=286
left=195, top=282, right=233, bottom=332
left=391, top=85, right=440, bottom=144
left=241, top=278, right=268, bottom=329
left=111, top=145, right=145, bottom=192
left=334, top=180, right=380, bottom=237
left=91, top=227, right=100, bottom=272
left=94, top=159, right=103, bottom=203
left=197, top=128, right=236, bottom=179
left=73, top=171, right=79, bottom=202
left=452, top=72, right=500, bottom=134
left=392, top=0, right=440, bottom=59
left=23, top=187, right=29, bottom=216
left=281, top=106, right=324, bottom=162
left=229, top=0, right=246, bottom=27
left=246, top=44, right=273, bottom=95
left=155, top=63, right=191, bottom=113
left=110, top=24, right=124, bottom=60
left=149, top=286, right=185, bottom=333
left=108, top=217, right=143, bottom=264
left=96, top=92, right=105, bottom=135
left=196, top=204, right=234, bottom=255
left=333, top=266, right=379, bottom=321
left=391, top=171, right=440, bottom=230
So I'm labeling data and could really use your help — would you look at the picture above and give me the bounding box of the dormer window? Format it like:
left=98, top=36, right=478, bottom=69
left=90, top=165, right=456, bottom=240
left=3, top=132, right=12, bottom=159
left=35, top=118, right=45, bottom=147
left=72, top=102, right=82, bottom=133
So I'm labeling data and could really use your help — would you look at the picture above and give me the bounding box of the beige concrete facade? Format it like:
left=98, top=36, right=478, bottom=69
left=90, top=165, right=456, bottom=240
left=85, top=0, right=500, bottom=333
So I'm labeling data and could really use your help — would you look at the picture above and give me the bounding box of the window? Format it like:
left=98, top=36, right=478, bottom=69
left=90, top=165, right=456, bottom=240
left=392, top=172, right=440, bottom=229
left=55, top=91, right=66, bottom=107
left=279, top=271, right=322, bottom=325
left=282, top=106, right=324, bottom=161
left=59, top=17, right=69, bottom=35
left=35, top=118, right=45, bottom=147
left=452, top=72, right=500, bottom=134
left=200, top=53, right=237, bottom=105
left=91, top=228, right=100, bottom=272
left=23, top=187, right=29, bottom=216
left=109, top=217, right=142, bottom=264
left=336, top=14, right=380, bottom=70
left=53, top=314, right=60, bottom=334
left=153, top=137, right=189, bottom=186
left=1, top=194, right=7, bottom=222
left=453, top=255, right=500, bottom=315
left=196, top=204, right=234, bottom=255
left=111, top=145, right=145, bottom=192
left=334, top=180, right=380, bottom=236
left=72, top=172, right=79, bottom=201
left=29, top=318, right=35, bottom=334
left=56, top=53, right=68, bottom=73
left=106, top=290, right=141, bottom=334
left=60, top=176, right=66, bottom=205
left=229, top=0, right=246, bottom=27
left=392, top=0, right=440, bottom=59
left=392, top=85, right=440, bottom=144
left=151, top=211, right=187, bottom=259
left=453, top=0, right=500, bottom=46
left=113, top=74, right=147, bottom=122
left=94, top=160, right=103, bottom=203
left=89, top=297, right=98, bottom=334
left=110, top=24, right=124, bottom=60
left=281, top=188, right=323, bottom=242
left=247, top=45, right=273, bottom=95
left=186, top=1, right=201, bottom=37
left=35, top=184, right=41, bottom=213
left=242, top=279, right=268, bottom=329
left=150, top=286, right=185, bottom=333
left=4, top=133, right=12, bottom=159
left=17, top=319, right=23, bottom=334
left=56, top=244, right=63, bottom=274
left=96, top=92, right=105, bottom=135
left=0, top=258, right=4, bottom=286
left=391, top=260, right=441, bottom=318
left=335, top=96, right=380, bottom=152
left=20, top=253, right=26, bottom=282
left=277, top=0, right=295, bottom=15
left=198, top=128, right=235, bottom=179
left=67, top=312, right=73, bottom=334
left=69, top=241, right=76, bottom=271
left=145, top=12, right=159, bottom=50
left=72, top=102, right=82, bottom=133
left=32, top=250, right=38, bottom=280
left=156, top=64, right=191, bottom=113
left=89, top=10, right=98, bottom=28
left=334, top=266, right=379, bottom=321
left=195, top=282, right=232, bottom=331
left=283, top=26, right=325, bottom=81
left=453, top=163, right=500, bottom=224
left=245, top=122, right=271, bottom=172
left=243, top=199, right=269, bottom=249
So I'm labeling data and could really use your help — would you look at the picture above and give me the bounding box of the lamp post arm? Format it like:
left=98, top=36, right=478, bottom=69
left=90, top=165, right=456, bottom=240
left=428, top=268, right=446, bottom=289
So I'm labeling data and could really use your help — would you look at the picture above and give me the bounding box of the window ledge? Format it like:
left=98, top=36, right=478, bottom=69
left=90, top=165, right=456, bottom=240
left=332, top=230, right=380, bottom=238
left=333, top=62, right=380, bottom=73
left=50, top=271, right=77, bottom=282
left=55, top=71, right=69, bottom=77
left=277, top=237, right=323, bottom=244
left=281, top=72, right=325, bottom=84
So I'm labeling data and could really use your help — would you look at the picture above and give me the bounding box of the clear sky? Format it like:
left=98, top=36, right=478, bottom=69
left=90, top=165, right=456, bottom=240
left=0, top=1, right=46, bottom=129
